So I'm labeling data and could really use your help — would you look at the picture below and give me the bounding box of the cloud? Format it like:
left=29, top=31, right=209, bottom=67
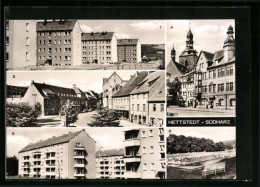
left=115, top=33, right=131, bottom=39
left=14, top=80, right=31, bottom=87
left=44, top=79, right=62, bottom=86
left=129, top=21, right=162, bottom=31
left=7, top=134, right=30, bottom=157
left=80, top=25, right=93, bottom=33
left=94, top=26, right=102, bottom=31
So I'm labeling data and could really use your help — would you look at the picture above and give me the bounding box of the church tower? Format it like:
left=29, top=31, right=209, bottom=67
left=179, top=26, right=198, bottom=71
left=171, top=44, right=176, bottom=62
left=223, top=25, right=235, bottom=62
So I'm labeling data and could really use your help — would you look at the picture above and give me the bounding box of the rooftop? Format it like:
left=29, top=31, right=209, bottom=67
left=96, top=148, right=124, bottom=157
left=36, top=19, right=77, bottom=32
left=82, top=32, right=114, bottom=41
left=117, top=39, right=139, bottom=46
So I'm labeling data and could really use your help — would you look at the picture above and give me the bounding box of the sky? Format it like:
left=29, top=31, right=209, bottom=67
left=6, top=71, right=138, bottom=93
left=166, top=127, right=236, bottom=143
left=78, top=20, right=165, bottom=44
left=166, top=19, right=235, bottom=64
left=6, top=128, right=130, bottom=157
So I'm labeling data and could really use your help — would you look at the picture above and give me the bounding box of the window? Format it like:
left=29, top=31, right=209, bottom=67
left=132, top=104, right=134, bottom=110
left=6, top=52, right=9, bottom=61
left=26, top=52, right=29, bottom=60
left=160, top=104, right=164, bottom=112
left=159, top=135, right=164, bottom=142
left=226, top=67, right=230, bottom=76
left=25, top=37, right=29, bottom=46
left=142, top=131, right=146, bottom=137
left=149, top=130, right=153, bottom=136
left=142, top=147, right=146, bottom=154
left=143, top=163, right=147, bottom=170
left=150, top=146, right=154, bottom=153
left=43, top=40, right=45, bottom=45
left=137, top=104, right=140, bottom=111
left=230, top=66, right=234, bottom=75
left=159, top=128, right=164, bottom=134
left=213, top=70, right=216, bottom=78
left=143, top=104, right=146, bottom=111
left=48, top=48, right=52, bottom=54
left=230, top=82, right=234, bottom=91
left=160, top=145, right=165, bottom=151
left=26, top=23, right=29, bottom=31
left=153, top=104, right=156, bottom=112
left=6, top=20, right=9, bottom=29
left=6, top=37, right=9, bottom=45
left=226, top=83, right=230, bottom=91
left=160, top=153, right=165, bottom=159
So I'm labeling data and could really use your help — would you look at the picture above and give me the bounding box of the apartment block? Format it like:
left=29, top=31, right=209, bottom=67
left=81, top=32, right=117, bottom=64
left=123, top=128, right=166, bottom=179
left=36, top=19, right=82, bottom=66
left=18, top=130, right=96, bottom=179
left=117, top=39, right=141, bottom=63
left=96, top=149, right=125, bottom=179
left=5, top=20, right=37, bottom=69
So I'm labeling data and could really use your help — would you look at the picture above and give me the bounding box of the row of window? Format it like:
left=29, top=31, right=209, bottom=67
left=118, top=50, right=137, bottom=53
left=38, top=47, right=71, bottom=53
left=82, top=45, right=111, bottom=49
left=38, top=55, right=71, bottom=61
left=131, top=93, right=147, bottom=99
left=82, top=40, right=111, bottom=44
left=38, top=31, right=71, bottom=37
left=207, top=66, right=234, bottom=79
left=38, top=39, right=71, bottom=45
left=6, top=21, right=29, bottom=31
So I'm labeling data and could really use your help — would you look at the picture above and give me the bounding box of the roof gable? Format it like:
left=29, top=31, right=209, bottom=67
left=37, top=20, right=77, bottom=32
left=117, top=39, right=139, bottom=46
left=82, top=32, right=114, bottom=41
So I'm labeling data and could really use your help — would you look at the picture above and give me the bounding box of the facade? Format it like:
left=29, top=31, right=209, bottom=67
left=96, top=149, right=125, bottom=179
left=112, top=71, right=148, bottom=120
left=129, top=71, right=165, bottom=125
left=5, top=20, right=37, bottom=69
left=81, top=32, right=117, bottom=64
left=18, top=130, right=96, bottom=179
left=36, top=19, right=82, bottom=66
left=148, top=83, right=165, bottom=126
left=123, top=128, right=166, bottom=179
left=102, top=72, right=127, bottom=109
left=117, top=39, right=141, bottom=63
left=84, top=90, right=99, bottom=111
left=21, top=81, right=86, bottom=115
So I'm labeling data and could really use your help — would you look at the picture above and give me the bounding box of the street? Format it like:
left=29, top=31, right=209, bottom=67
left=167, top=107, right=235, bottom=117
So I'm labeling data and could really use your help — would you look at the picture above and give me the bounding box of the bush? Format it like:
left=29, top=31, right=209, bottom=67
left=6, top=102, right=42, bottom=127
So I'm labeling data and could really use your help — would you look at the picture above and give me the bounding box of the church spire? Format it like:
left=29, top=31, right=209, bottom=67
left=186, top=24, right=194, bottom=50
left=171, top=44, right=176, bottom=62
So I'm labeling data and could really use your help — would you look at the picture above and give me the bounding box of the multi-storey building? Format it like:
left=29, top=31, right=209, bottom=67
left=18, top=129, right=96, bottom=179
left=95, top=149, right=125, bottom=179
left=102, top=72, right=127, bottom=109
left=148, top=83, right=165, bottom=126
left=123, top=128, right=166, bottom=179
left=81, top=32, right=117, bottom=64
left=112, top=71, right=148, bottom=120
left=5, top=20, right=37, bottom=69
left=117, top=39, right=141, bottom=63
left=36, top=19, right=82, bottom=66
left=21, top=81, right=86, bottom=115
left=129, top=71, right=165, bottom=125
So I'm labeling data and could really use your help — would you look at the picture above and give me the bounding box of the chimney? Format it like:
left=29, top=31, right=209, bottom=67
left=73, top=84, right=76, bottom=88
left=31, top=80, right=34, bottom=85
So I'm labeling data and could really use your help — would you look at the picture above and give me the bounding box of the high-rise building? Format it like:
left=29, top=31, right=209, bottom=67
left=81, top=32, right=117, bottom=64
left=117, top=39, right=141, bottom=63
left=123, top=128, right=166, bottom=179
left=36, top=19, right=82, bottom=66
left=18, top=130, right=96, bottom=179
left=5, top=20, right=37, bottom=69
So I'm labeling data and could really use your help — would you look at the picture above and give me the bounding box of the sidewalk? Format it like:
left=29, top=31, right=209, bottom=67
left=167, top=106, right=235, bottom=113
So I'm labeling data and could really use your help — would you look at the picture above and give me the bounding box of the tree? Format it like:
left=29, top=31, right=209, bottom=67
left=6, top=102, right=42, bottom=127
left=6, top=156, right=18, bottom=176
left=89, top=106, right=120, bottom=127
left=59, top=100, right=79, bottom=126
left=215, top=142, right=225, bottom=151
left=167, top=77, right=182, bottom=106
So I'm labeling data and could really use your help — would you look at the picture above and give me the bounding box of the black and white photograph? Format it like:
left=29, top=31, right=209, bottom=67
left=6, top=71, right=165, bottom=127
left=166, top=20, right=236, bottom=117
left=5, top=19, right=165, bottom=71
left=6, top=127, right=166, bottom=179
left=167, top=127, right=236, bottom=179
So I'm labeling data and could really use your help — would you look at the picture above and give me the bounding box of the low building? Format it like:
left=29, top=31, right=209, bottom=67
left=36, top=19, right=82, bottom=66
left=5, top=20, right=37, bottom=69
left=84, top=90, right=99, bottom=111
left=96, top=149, right=125, bottom=179
left=112, top=71, right=148, bottom=120
left=81, top=32, right=117, bottom=64
left=21, top=81, right=86, bottom=115
left=18, top=129, right=96, bottom=179
left=102, top=72, right=127, bottom=109
left=123, top=128, right=166, bottom=179
left=117, top=39, right=141, bottom=63
left=129, top=71, right=165, bottom=125
left=148, top=83, right=165, bottom=126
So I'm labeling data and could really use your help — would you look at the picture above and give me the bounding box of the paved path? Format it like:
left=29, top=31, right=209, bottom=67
left=167, top=107, right=235, bottom=117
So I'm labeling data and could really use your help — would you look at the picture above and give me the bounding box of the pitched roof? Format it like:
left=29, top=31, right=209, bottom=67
left=130, top=71, right=165, bottom=95
left=36, top=20, right=77, bottom=32
left=19, top=130, right=83, bottom=153
left=208, top=50, right=235, bottom=69
left=117, top=39, right=139, bottom=46
left=166, top=60, right=189, bottom=77
left=148, top=83, right=165, bottom=102
left=103, top=72, right=124, bottom=85
left=200, top=50, right=214, bottom=61
left=96, top=148, right=124, bottom=157
left=82, top=32, right=114, bottom=41
left=112, top=71, right=148, bottom=98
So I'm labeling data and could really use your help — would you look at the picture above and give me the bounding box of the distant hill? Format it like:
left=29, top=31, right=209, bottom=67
left=141, top=44, right=165, bottom=60
left=222, top=140, right=236, bottom=145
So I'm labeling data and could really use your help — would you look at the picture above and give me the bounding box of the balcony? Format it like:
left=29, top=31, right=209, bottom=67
left=124, top=171, right=141, bottom=179
left=124, top=156, right=141, bottom=163
left=74, top=155, right=85, bottom=159
left=123, top=139, right=140, bottom=147
left=74, top=163, right=85, bottom=168
left=74, top=173, right=85, bottom=177
left=74, top=146, right=85, bottom=151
